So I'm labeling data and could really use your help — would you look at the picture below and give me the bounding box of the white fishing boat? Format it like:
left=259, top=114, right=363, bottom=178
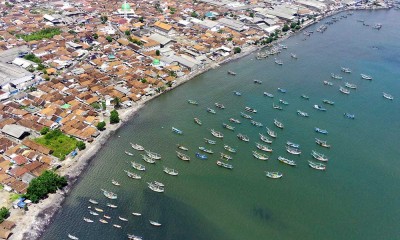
left=229, top=118, right=241, bottom=124
left=331, top=73, right=343, bottom=80
left=111, top=179, right=120, bottom=186
left=113, top=224, right=122, bottom=229
left=252, top=151, right=269, bottom=160
left=128, top=234, right=143, bottom=240
left=266, top=128, right=277, bottom=138
left=315, top=138, right=331, bottom=148
left=142, top=154, right=156, bottom=164
left=279, top=99, right=289, bottom=105
left=308, top=161, right=326, bottom=171
left=315, top=127, right=328, bottom=134
left=259, top=133, right=273, bottom=144
left=176, top=151, right=190, bottom=161
left=216, top=160, right=233, bottom=169
left=286, top=141, right=300, bottom=148
left=237, top=133, right=249, bottom=142
left=99, top=219, right=108, bottom=224
left=130, top=143, right=145, bottom=151
left=286, top=146, right=302, bottom=155
left=119, top=216, right=128, bottom=222
left=132, top=212, right=142, bottom=216
left=125, top=170, right=141, bottom=179
left=240, top=112, right=252, bottom=119
left=251, top=120, right=263, bottom=127
left=345, top=82, right=357, bottom=89
left=297, top=110, right=309, bottom=117
left=215, top=102, right=226, bottom=109
left=204, top=138, right=217, bottom=144
left=88, top=199, right=98, bottom=205
left=177, top=144, right=189, bottom=151
left=95, top=207, right=103, bottom=212
left=163, top=167, right=179, bottom=176
left=278, top=156, right=296, bottom=166
left=264, top=92, right=274, bottom=98
left=188, top=99, right=198, bottom=105
left=323, top=80, right=333, bottom=86
left=103, top=215, right=111, bottom=219
left=172, top=127, right=183, bottom=135
left=101, top=189, right=117, bottom=200
left=272, top=103, right=283, bottom=110
left=254, top=79, right=263, bottom=84
left=89, top=211, right=98, bottom=216
left=274, top=58, right=283, bottom=65
left=131, top=161, right=146, bottom=171
left=360, top=74, right=372, bottom=80
left=222, top=123, right=235, bottom=131
left=244, top=106, right=257, bottom=113
left=107, top=203, right=118, bottom=208
left=291, top=53, right=297, bottom=59
left=311, top=150, right=328, bottom=162
left=211, top=129, right=224, bottom=138
left=265, top=171, right=283, bottom=179
left=383, top=92, right=394, bottom=100
left=149, top=220, right=162, bottom=226
left=207, top=107, right=216, bottom=114
left=339, top=86, right=350, bottom=94
left=68, top=234, right=79, bottom=240
left=341, top=67, right=351, bottom=73
left=274, top=119, right=284, bottom=129
left=314, top=105, right=327, bottom=111
left=145, top=150, right=161, bottom=160
left=194, top=117, right=202, bottom=125
left=256, top=143, right=273, bottom=152
left=147, top=182, right=164, bottom=193
left=83, top=217, right=94, bottom=223
left=125, top=151, right=134, bottom=156
left=199, top=146, right=214, bottom=154
left=224, top=145, right=237, bottom=153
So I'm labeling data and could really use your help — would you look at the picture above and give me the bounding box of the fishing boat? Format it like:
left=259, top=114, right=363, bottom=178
left=344, top=113, right=355, bottom=119
left=264, top=92, right=274, bottom=98
left=222, top=123, right=235, bottom=131
left=207, top=108, right=216, bottom=114
left=279, top=99, right=289, bottom=105
left=331, top=73, right=343, bottom=80
left=215, top=102, right=225, bottom=109
left=68, top=234, right=79, bottom=240
left=311, top=150, right=328, bottom=162
left=322, top=99, right=335, bottom=105
left=341, top=67, right=352, bottom=73
left=286, top=146, right=302, bottom=155
left=154, top=181, right=164, bottom=187
left=286, top=141, right=300, bottom=148
left=95, top=207, right=103, bottom=212
left=254, top=79, right=263, bottom=84
left=150, top=220, right=162, bottom=226
left=244, top=106, right=257, bottom=113
left=266, top=128, right=277, bottom=138
left=229, top=118, right=241, bottom=124
left=216, top=160, right=233, bottom=169
left=273, top=103, right=283, bottom=110
left=323, top=80, right=333, bottom=86
left=132, top=212, right=142, bottom=216
left=172, top=127, right=183, bottom=135
left=147, top=182, right=164, bottom=193
left=195, top=152, right=207, bottom=160
left=278, top=156, right=296, bottom=166
left=125, top=170, right=141, bottom=179
left=177, top=144, right=189, bottom=151
left=315, top=138, right=331, bottom=148
left=256, top=143, right=273, bottom=153
left=128, top=234, right=143, bottom=240
left=344, top=82, right=357, bottom=89
left=99, top=219, right=108, bottom=224
left=277, top=88, right=287, bottom=93
left=301, top=94, right=309, bottom=100
left=101, top=189, right=117, bottom=200
left=131, top=161, right=145, bottom=171
left=204, top=138, right=217, bottom=145
left=360, top=74, right=372, bottom=80
left=274, top=58, right=283, bottom=65
left=119, top=216, right=128, bottom=222
left=89, top=199, right=98, bottom=205
left=259, top=133, right=273, bottom=144
left=313, top=105, right=327, bottom=111
left=142, top=154, right=156, bottom=164
left=233, top=91, right=242, bottom=96
left=145, top=150, right=161, bottom=160
left=211, top=129, right=224, bottom=138
left=113, top=224, right=122, bottom=229
left=237, top=133, right=249, bottom=142
left=240, top=112, right=252, bottom=119
left=188, top=99, right=199, bottom=105
left=265, top=171, right=283, bottom=179
left=339, top=86, right=350, bottom=94
left=111, top=179, right=120, bottom=186
left=291, top=53, right=297, bottom=59
left=89, top=211, right=99, bottom=216
left=130, top=143, right=145, bottom=151
left=228, top=70, right=236, bottom=76
left=176, top=151, right=190, bottom=161
left=104, top=204, right=117, bottom=210
left=220, top=152, right=233, bottom=160
left=251, top=120, right=263, bottom=127
left=308, top=161, right=326, bottom=171
left=297, top=110, right=309, bottom=117
left=125, top=151, right=134, bottom=156
left=103, top=215, right=111, bottom=219
left=315, top=127, right=328, bottom=134
left=83, top=217, right=93, bottom=223
left=199, top=146, right=214, bottom=154
left=224, top=145, right=237, bottom=153
left=383, top=92, right=394, bottom=100
left=274, top=119, right=284, bottom=129
left=163, top=167, right=178, bottom=176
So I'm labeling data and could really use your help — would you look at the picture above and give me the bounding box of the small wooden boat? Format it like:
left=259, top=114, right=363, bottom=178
left=132, top=212, right=142, bottom=216
left=119, top=216, right=128, bottom=222
left=251, top=120, right=263, bottom=127
left=107, top=203, right=118, bottom=208
left=125, top=151, right=134, bottom=156
left=341, top=67, right=351, bottom=73
left=383, top=92, right=394, bottom=100
left=228, top=70, right=236, bottom=76
left=195, top=152, right=207, bottom=160
left=314, top=105, right=327, bottom=111
left=311, top=150, right=328, bottom=162
left=286, top=146, right=302, bottom=155
left=266, top=128, right=277, bottom=138
left=274, top=119, right=284, bottom=129
left=259, top=133, right=272, bottom=144
left=309, top=161, right=326, bottom=170
left=89, top=199, right=98, bottom=205
left=240, top=112, right=252, bottom=119
left=331, top=73, right=343, bottom=80
left=145, top=150, right=161, bottom=160
left=345, top=82, right=357, bottom=89
left=163, top=167, right=178, bottom=176
left=215, top=102, right=225, bottom=109
left=131, top=161, right=145, bottom=171
left=315, top=127, right=328, bottom=134
left=344, top=113, right=355, bottom=119
left=360, top=74, right=372, bottom=80
left=315, top=138, right=331, bottom=148
left=113, top=224, right=122, bottom=229
left=211, top=129, right=223, bottom=138
left=216, top=160, right=233, bottom=169
left=220, top=152, right=233, bottom=160
left=130, top=143, right=145, bottom=151
left=339, top=86, right=350, bottom=94
left=95, top=207, right=103, bottom=212
left=194, top=117, right=202, bottom=125
left=141, top=154, right=156, bottom=164
left=252, top=151, right=269, bottom=160
left=83, top=217, right=94, bottom=223
left=323, top=80, right=333, bottom=86
left=274, top=58, right=283, bottom=65
left=103, top=215, right=111, bottom=219
left=224, top=145, right=237, bottom=153
left=291, top=53, right=297, bottom=59
left=150, top=220, right=162, bottom=226
left=256, top=143, right=273, bottom=153
left=188, top=99, right=198, bottom=105
left=233, top=91, right=242, bottom=96
left=68, top=234, right=79, bottom=240
left=125, top=170, right=141, bottom=179
left=101, top=189, right=117, bottom=200
left=89, top=211, right=99, bottom=216
left=286, top=141, right=300, bottom=148
left=244, top=106, right=257, bottom=113
left=176, top=151, right=190, bottom=161
left=199, top=146, right=214, bottom=154
left=172, top=127, right=183, bottom=135
left=273, top=103, right=283, bottom=110
left=207, top=108, right=216, bottom=114
left=265, top=171, right=283, bottom=179
left=177, top=144, right=188, bottom=151
left=111, top=179, right=120, bottom=186
left=297, top=110, right=309, bottom=117
left=264, top=92, right=274, bottom=98
left=278, top=156, right=296, bottom=166
left=254, top=79, right=263, bottom=84
left=222, top=123, right=235, bottom=131
left=99, top=219, right=108, bottom=224
left=323, top=99, right=335, bottom=105
left=237, top=133, right=249, bottom=142
left=301, top=94, right=309, bottom=100
left=229, top=118, right=241, bottom=124
left=277, top=88, right=287, bottom=93
left=279, top=99, right=289, bottom=105
left=204, top=138, right=217, bottom=145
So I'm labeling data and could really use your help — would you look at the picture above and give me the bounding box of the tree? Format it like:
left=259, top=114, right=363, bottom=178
left=110, top=110, right=120, bottom=124
left=24, top=171, right=67, bottom=203
left=124, top=30, right=131, bottom=36
left=234, top=47, right=241, bottom=54
left=0, top=207, right=9, bottom=223
left=249, top=12, right=254, bottom=18
left=191, top=11, right=198, bottom=18
left=282, top=24, right=290, bottom=32
left=139, top=16, right=144, bottom=23
left=40, top=127, right=49, bottom=135
left=100, top=15, right=108, bottom=24
left=77, top=141, right=86, bottom=150
left=156, top=50, right=160, bottom=56
left=93, top=33, right=98, bottom=39
left=113, top=97, right=121, bottom=108
left=106, top=36, right=112, bottom=43
left=96, top=121, right=106, bottom=131
left=290, top=22, right=297, bottom=29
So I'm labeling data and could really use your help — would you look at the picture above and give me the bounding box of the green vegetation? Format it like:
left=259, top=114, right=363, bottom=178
left=234, top=47, right=241, bottom=54
left=113, top=97, right=121, bottom=109
left=156, top=50, right=160, bottom=56
left=24, top=171, right=67, bottom=203
left=90, top=102, right=101, bottom=109
left=191, top=11, right=199, bottom=18
left=110, top=110, right=120, bottom=124
left=24, top=54, right=41, bottom=64
left=128, top=37, right=143, bottom=46
left=125, top=30, right=131, bottom=36
left=139, top=16, right=144, bottom=23
left=17, top=28, right=61, bottom=42
left=10, top=193, right=21, bottom=201
left=36, top=63, right=45, bottom=70
left=282, top=24, right=290, bottom=32
left=101, top=101, right=106, bottom=110
left=93, top=33, right=98, bottom=39
left=76, top=141, right=86, bottom=150
left=96, top=121, right=106, bottom=131
left=0, top=207, right=9, bottom=223
left=40, top=127, right=49, bottom=135
left=106, top=36, right=112, bottom=43
left=249, top=12, right=254, bottom=18
left=35, top=129, right=79, bottom=160
left=5, top=2, right=13, bottom=8
left=100, top=15, right=108, bottom=24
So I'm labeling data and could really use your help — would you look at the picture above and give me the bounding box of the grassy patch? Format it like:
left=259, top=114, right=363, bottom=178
left=17, top=28, right=61, bottom=42
left=9, top=193, right=21, bottom=201
left=34, top=129, right=78, bottom=160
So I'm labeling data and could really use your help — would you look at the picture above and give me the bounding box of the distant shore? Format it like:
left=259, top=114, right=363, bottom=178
left=8, top=6, right=391, bottom=240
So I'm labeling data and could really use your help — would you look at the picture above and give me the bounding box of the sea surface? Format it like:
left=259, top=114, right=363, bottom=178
left=41, top=10, right=400, bottom=240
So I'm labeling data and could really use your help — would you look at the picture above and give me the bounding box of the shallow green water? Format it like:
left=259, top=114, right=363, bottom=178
left=41, top=9, right=400, bottom=240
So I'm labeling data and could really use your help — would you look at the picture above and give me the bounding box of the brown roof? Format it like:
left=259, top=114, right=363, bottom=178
left=21, top=139, right=52, bottom=155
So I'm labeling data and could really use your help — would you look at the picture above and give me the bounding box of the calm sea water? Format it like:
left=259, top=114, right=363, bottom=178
left=41, top=10, right=400, bottom=240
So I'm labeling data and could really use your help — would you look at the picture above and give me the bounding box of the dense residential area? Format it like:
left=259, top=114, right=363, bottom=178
left=0, top=0, right=393, bottom=238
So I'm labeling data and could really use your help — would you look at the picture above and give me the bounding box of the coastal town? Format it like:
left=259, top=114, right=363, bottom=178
left=0, top=0, right=395, bottom=239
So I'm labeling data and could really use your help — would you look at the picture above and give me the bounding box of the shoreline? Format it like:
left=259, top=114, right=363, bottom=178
left=8, top=7, right=391, bottom=240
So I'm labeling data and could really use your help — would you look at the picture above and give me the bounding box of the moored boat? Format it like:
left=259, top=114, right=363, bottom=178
left=301, top=94, right=309, bottom=100
left=266, top=128, right=277, bottom=138
left=145, top=150, right=161, bottom=160
left=229, top=118, right=241, bottom=124
left=383, top=92, right=394, bottom=100
left=274, top=119, right=284, bottom=129
left=113, top=224, right=122, bottom=229
left=101, top=189, right=117, bottom=200
left=176, top=151, right=190, bottom=161
left=99, top=219, right=108, bottom=224
left=291, top=53, right=297, bottom=59
left=339, top=86, right=350, bottom=94
left=286, top=141, right=300, bottom=148
left=130, top=143, right=145, bottom=151
left=131, top=161, right=146, bottom=171
left=89, top=211, right=98, bottom=216
left=311, top=150, right=328, bottom=162
left=240, top=112, right=252, bottom=119
left=315, top=127, right=328, bottom=134
left=313, top=105, right=327, bottom=111
left=345, top=82, right=357, bottom=89
left=103, top=215, right=111, bottom=219
left=163, top=167, right=178, bottom=176
left=237, top=133, right=250, bottom=142
left=256, top=142, right=273, bottom=152
left=172, top=127, right=183, bottom=134
left=228, top=70, right=236, bottom=75
left=132, top=212, right=142, bottom=216
left=107, top=203, right=117, bottom=208
left=254, top=79, right=263, bottom=84
left=119, top=216, right=128, bottom=222
left=244, top=106, right=257, bottom=113
left=195, top=152, right=207, bottom=160
left=322, top=99, right=335, bottom=105
left=344, top=113, right=355, bottom=119
left=308, top=161, right=326, bottom=170
left=224, top=145, right=237, bottom=153
left=125, top=151, right=134, bottom=156
left=286, top=146, right=302, bottom=155
left=211, top=129, right=224, bottom=138
left=150, top=220, right=162, bottom=226
left=360, top=74, right=372, bottom=80
left=207, top=107, right=216, bottom=114
left=216, top=160, right=233, bottom=169
left=124, top=170, right=141, bottom=179
left=273, top=103, right=283, bottom=110
left=341, top=67, right=352, bottom=73
left=259, top=133, right=273, bottom=144
left=233, top=91, right=242, bottom=96
left=194, top=117, right=202, bottom=125
left=251, top=120, right=263, bottom=127
left=95, top=207, right=103, bottom=212
left=297, top=110, right=309, bottom=117
left=220, top=152, right=233, bottom=160
left=128, top=234, right=143, bottom=240
left=188, top=99, right=198, bottom=105
left=177, top=144, right=189, bottom=151
left=83, top=217, right=94, bottom=223
left=274, top=58, right=283, bottom=65
left=199, top=146, right=214, bottom=154
left=331, top=73, right=343, bottom=80
left=111, top=179, right=120, bottom=186
left=277, top=88, right=287, bottom=93
left=141, top=154, right=156, bottom=164
left=264, top=92, right=274, bottom=98
left=222, top=123, right=235, bottom=131
left=279, top=99, right=289, bottom=105
left=323, top=80, right=333, bottom=86
left=215, top=102, right=225, bottom=109
left=147, top=182, right=164, bottom=193
left=89, top=199, right=98, bottom=205
left=278, top=156, right=296, bottom=166
left=265, top=171, right=283, bottom=179
left=68, top=234, right=79, bottom=240
left=253, top=151, right=269, bottom=160
left=204, top=138, right=217, bottom=144
left=315, top=138, right=331, bottom=148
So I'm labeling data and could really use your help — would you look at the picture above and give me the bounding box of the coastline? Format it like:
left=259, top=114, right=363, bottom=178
left=8, top=7, right=391, bottom=240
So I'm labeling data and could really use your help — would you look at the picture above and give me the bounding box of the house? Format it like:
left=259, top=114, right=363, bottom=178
left=1, top=124, right=31, bottom=140
left=153, top=21, right=176, bottom=36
